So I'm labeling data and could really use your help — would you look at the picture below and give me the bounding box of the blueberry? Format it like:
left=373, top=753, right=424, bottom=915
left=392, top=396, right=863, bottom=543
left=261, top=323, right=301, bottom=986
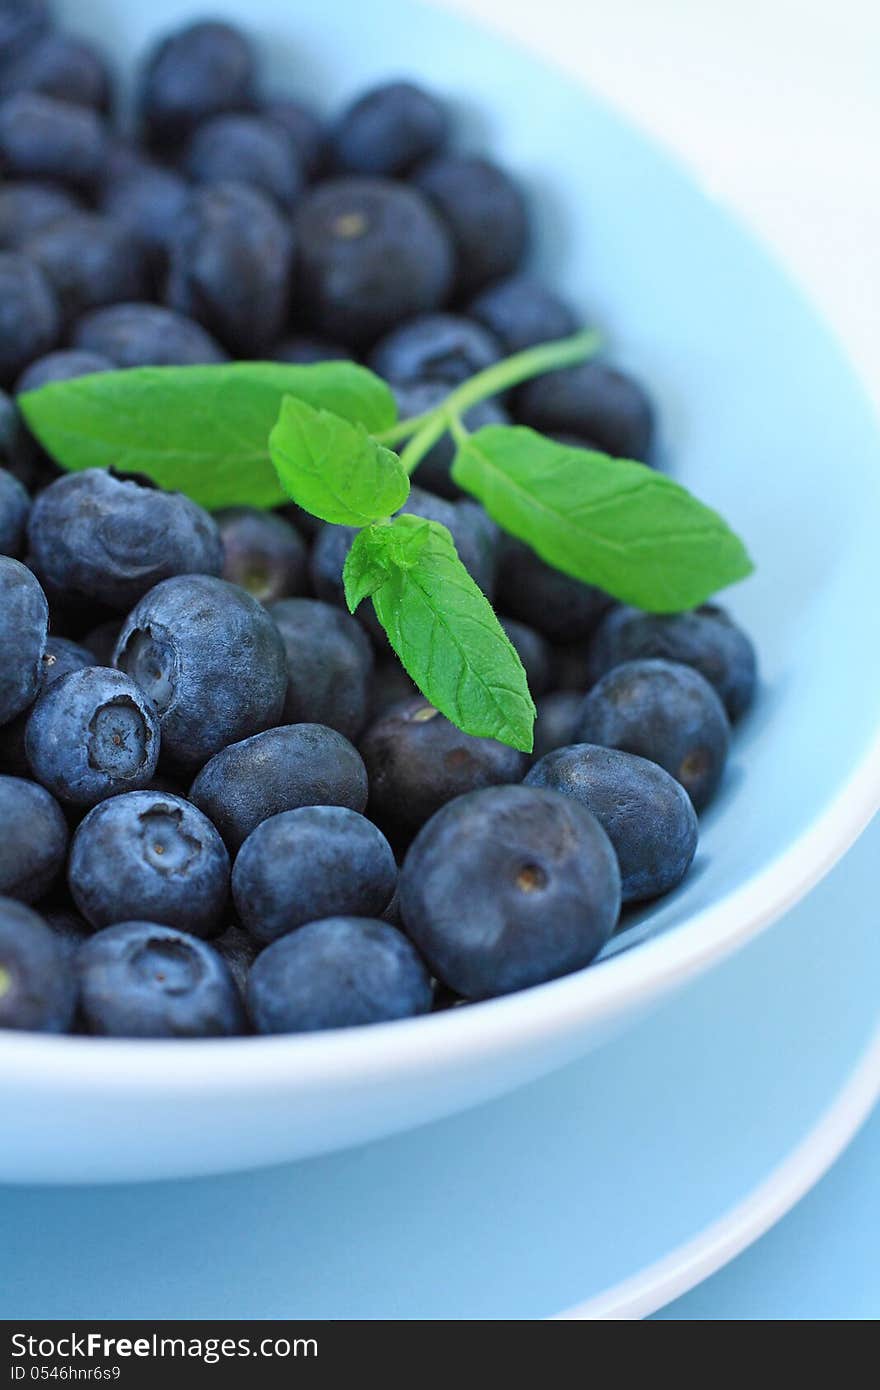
left=531, top=691, right=583, bottom=761
left=0, top=1, right=51, bottom=65
left=515, top=361, right=655, bottom=461
left=0, top=251, right=60, bottom=385
left=0, top=32, right=112, bottom=112
left=72, top=302, right=227, bottom=368
left=139, top=20, right=256, bottom=149
left=399, top=783, right=620, bottom=999
left=369, top=313, right=501, bottom=386
left=272, top=335, right=352, bottom=364
left=576, top=659, right=731, bottom=811
left=0, top=774, right=67, bottom=903
left=360, top=697, right=527, bottom=842
left=392, top=380, right=508, bottom=499
left=0, top=633, right=93, bottom=775
left=497, top=536, right=610, bottom=642
left=499, top=617, right=551, bottom=697
left=212, top=922, right=258, bottom=999
left=25, top=666, right=161, bottom=808
left=115, top=575, right=288, bottom=770
left=188, top=723, right=369, bottom=854
left=23, top=212, right=150, bottom=325
left=44, top=909, right=91, bottom=962
left=247, top=916, right=432, bottom=1034
left=15, top=349, right=113, bottom=394
left=0, top=92, right=107, bottom=188
left=0, top=897, right=76, bottom=1033
left=294, top=177, right=453, bottom=346
left=331, top=81, right=448, bottom=177
left=185, top=114, right=303, bottom=209
left=77, top=921, right=245, bottom=1038
left=0, top=466, right=29, bottom=556
left=165, top=182, right=294, bottom=357
left=28, top=469, right=223, bottom=611
left=68, top=791, right=230, bottom=936
left=0, top=180, right=81, bottom=249
left=0, top=556, right=47, bottom=724
left=468, top=275, right=578, bottom=354
left=526, top=744, right=698, bottom=902
left=215, top=506, right=307, bottom=605
left=98, top=161, right=190, bottom=264
left=81, top=619, right=121, bottom=667
left=587, top=604, right=758, bottom=721
left=367, top=658, right=418, bottom=720
left=263, top=97, right=325, bottom=178
left=269, top=597, right=374, bottom=739
left=233, top=806, right=398, bottom=945
left=413, top=155, right=529, bottom=295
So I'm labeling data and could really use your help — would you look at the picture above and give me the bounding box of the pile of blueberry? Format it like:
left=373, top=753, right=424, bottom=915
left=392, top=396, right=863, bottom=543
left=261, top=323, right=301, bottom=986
left=0, top=6, right=757, bottom=1040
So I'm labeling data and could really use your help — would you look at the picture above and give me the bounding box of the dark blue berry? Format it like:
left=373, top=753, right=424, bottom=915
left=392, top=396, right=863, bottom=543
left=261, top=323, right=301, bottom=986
left=247, top=916, right=432, bottom=1034
left=15, top=348, right=113, bottom=393
left=413, top=155, right=529, bottom=295
left=531, top=691, right=583, bottom=761
left=263, top=97, right=325, bottom=178
left=188, top=723, right=369, bottom=853
left=212, top=922, right=257, bottom=998
left=233, top=806, right=397, bottom=944
left=98, top=160, right=190, bottom=265
left=331, top=81, right=448, bottom=177
left=69, top=790, right=230, bottom=936
left=0, top=91, right=107, bottom=188
left=499, top=617, right=551, bottom=696
left=115, top=575, right=288, bottom=770
left=44, top=909, right=91, bottom=962
left=0, top=774, right=67, bottom=903
left=215, top=506, right=307, bottom=605
left=0, top=465, right=29, bottom=556
left=77, top=921, right=245, bottom=1038
left=399, top=783, right=620, bottom=999
left=0, top=180, right=81, bottom=249
left=0, top=251, right=59, bottom=384
left=0, top=556, right=47, bottom=724
left=269, top=597, right=374, bottom=739
left=0, top=1, right=51, bottom=66
left=81, top=620, right=121, bottom=667
left=468, top=275, right=578, bottom=353
left=294, top=177, right=453, bottom=346
left=23, top=212, right=150, bottom=325
left=526, top=744, right=698, bottom=902
left=0, top=634, right=93, bottom=775
left=497, top=535, right=610, bottom=642
left=26, top=666, right=161, bottom=808
left=576, top=658, right=731, bottom=811
left=369, top=312, right=500, bottom=386
left=185, top=113, right=303, bottom=209
left=392, top=379, right=507, bottom=499
left=516, top=361, right=655, bottom=461
left=72, top=302, right=227, bottom=368
left=367, top=658, right=418, bottom=720
left=139, top=20, right=256, bottom=149
left=28, top=469, right=223, bottom=610
left=0, top=896, right=76, bottom=1033
left=0, top=32, right=112, bottom=112
left=272, top=335, right=352, bottom=365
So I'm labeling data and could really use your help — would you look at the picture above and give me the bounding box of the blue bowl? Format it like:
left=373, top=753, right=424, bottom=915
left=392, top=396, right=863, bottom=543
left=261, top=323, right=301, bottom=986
left=2, top=0, right=878, bottom=1183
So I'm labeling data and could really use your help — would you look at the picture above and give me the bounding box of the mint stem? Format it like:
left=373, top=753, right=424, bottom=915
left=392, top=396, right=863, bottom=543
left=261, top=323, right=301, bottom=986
left=398, top=327, right=602, bottom=475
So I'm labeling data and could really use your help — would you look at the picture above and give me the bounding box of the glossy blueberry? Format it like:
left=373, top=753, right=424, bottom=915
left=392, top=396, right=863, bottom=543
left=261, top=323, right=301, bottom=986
left=576, top=659, right=731, bottom=812
left=499, top=617, right=551, bottom=697
left=68, top=791, right=230, bottom=936
left=185, top=113, right=303, bottom=209
left=247, top=916, right=432, bottom=1034
left=497, top=536, right=610, bottom=642
left=215, top=506, right=307, bottom=605
left=331, top=81, right=448, bottom=177
left=392, top=379, right=508, bottom=499
left=360, top=697, right=527, bottom=842
left=0, top=774, right=67, bottom=903
left=15, top=349, right=113, bottom=394
left=189, top=723, right=369, bottom=853
left=587, top=604, right=758, bottom=721
left=0, top=92, right=107, bottom=188
left=0, top=1, right=51, bottom=65
left=0, top=897, right=76, bottom=1033
left=269, top=598, right=374, bottom=739
left=526, top=744, right=698, bottom=903
left=369, top=313, right=500, bottom=386
left=413, top=155, right=529, bottom=295
left=468, top=275, right=578, bottom=354
left=139, top=20, right=257, bottom=149
left=77, top=922, right=245, bottom=1038
left=0, top=466, right=29, bottom=556
left=98, top=160, right=190, bottom=265
left=0, top=557, right=47, bottom=724
left=531, top=691, right=583, bottom=762
left=26, top=667, right=161, bottom=808
left=233, top=806, right=398, bottom=945
left=23, top=212, right=150, bottom=325
left=273, top=335, right=353, bottom=364
left=516, top=361, right=655, bottom=461
left=28, top=469, right=223, bottom=611
left=263, top=97, right=325, bottom=178
left=294, top=178, right=453, bottom=346
left=72, top=302, right=227, bottom=369
left=0, top=32, right=112, bottom=111
left=115, top=575, right=288, bottom=770
left=212, top=922, right=258, bottom=998
left=0, top=634, right=93, bottom=775
left=399, top=784, right=621, bottom=999
left=0, top=180, right=81, bottom=249
left=0, top=251, right=59, bottom=385
left=165, top=182, right=294, bottom=357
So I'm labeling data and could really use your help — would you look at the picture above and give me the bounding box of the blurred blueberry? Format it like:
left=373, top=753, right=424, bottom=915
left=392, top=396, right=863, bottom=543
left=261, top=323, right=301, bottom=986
left=0, top=180, right=81, bottom=249
left=215, top=506, right=307, bottom=605
left=331, top=81, right=448, bottom=177
left=185, top=113, right=302, bottom=209
left=0, top=92, right=107, bottom=188
left=498, top=616, right=551, bottom=696
left=516, top=361, right=655, bottom=461
left=0, top=774, right=68, bottom=903
left=469, top=275, right=578, bottom=354
left=23, top=212, right=150, bottom=325
left=413, top=155, right=529, bottom=295
left=531, top=691, right=583, bottom=762
left=72, top=302, right=227, bottom=367
left=98, top=161, right=190, bottom=265
left=497, top=536, right=610, bottom=643
left=272, top=335, right=352, bottom=364
left=0, top=251, right=59, bottom=385
left=0, top=896, right=77, bottom=1033
left=139, top=20, right=257, bottom=149
left=269, top=597, right=374, bottom=739
left=392, top=379, right=507, bottom=499
left=263, top=97, right=325, bottom=178
left=369, top=312, right=500, bottom=386
left=0, top=31, right=112, bottom=111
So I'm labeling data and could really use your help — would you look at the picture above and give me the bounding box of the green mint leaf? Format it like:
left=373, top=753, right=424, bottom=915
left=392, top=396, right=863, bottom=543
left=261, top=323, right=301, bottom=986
left=19, top=361, right=397, bottom=510
left=452, top=426, right=754, bottom=612
left=270, top=396, right=409, bottom=527
left=343, top=518, right=433, bottom=613
left=366, top=514, right=535, bottom=753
